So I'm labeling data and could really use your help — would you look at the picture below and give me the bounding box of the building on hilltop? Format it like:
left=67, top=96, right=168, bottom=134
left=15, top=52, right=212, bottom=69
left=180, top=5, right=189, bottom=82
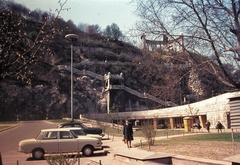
left=141, top=33, right=184, bottom=52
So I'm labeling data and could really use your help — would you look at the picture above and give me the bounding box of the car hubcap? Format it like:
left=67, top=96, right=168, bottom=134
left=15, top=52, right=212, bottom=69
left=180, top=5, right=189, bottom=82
left=84, top=148, right=92, bottom=155
left=34, top=150, right=43, bottom=159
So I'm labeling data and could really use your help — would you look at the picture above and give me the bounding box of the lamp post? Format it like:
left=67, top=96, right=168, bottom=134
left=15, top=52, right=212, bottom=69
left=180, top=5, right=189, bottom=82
left=65, top=34, right=79, bottom=122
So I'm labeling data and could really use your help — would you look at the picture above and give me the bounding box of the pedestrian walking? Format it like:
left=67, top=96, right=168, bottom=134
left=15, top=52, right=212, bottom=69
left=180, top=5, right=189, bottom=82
left=216, top=121, right=223, bottom=133
left=206, top=121, right=211, bottom=133
left=123, top=120, right=133, bottom=148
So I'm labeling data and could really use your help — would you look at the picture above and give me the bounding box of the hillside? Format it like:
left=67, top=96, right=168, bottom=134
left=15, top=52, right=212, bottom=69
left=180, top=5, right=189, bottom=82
left=0, top=1, right=232, bottom=121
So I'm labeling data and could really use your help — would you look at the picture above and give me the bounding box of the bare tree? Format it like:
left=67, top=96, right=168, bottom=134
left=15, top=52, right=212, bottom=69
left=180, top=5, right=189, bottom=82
left=132, top=0, right=240, bottom=89
left=0, top=0, right=69, bottom=85
left=86, top=24, right=101, bottom=34
left=141, top=120, right=156, bottom=146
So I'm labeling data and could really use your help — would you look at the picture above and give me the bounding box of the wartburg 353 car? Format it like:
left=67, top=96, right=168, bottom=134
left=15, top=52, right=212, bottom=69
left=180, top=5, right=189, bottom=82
left=17, top=128, right=103, bottom=160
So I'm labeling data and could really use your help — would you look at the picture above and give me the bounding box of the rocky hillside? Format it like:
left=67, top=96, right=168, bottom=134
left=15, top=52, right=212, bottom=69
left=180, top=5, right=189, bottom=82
left=0, top=1, right=232, bottom=121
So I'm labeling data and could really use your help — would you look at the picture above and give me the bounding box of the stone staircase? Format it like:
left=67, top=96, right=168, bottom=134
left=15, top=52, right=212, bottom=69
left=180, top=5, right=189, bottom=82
left=57, top=65, right=177, bottom=107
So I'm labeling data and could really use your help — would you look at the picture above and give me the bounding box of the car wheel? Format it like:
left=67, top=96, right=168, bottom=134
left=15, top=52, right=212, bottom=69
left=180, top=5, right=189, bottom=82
left=32, top=148, right=44, bottom=160
left=82, top=145, right=94, bottom=156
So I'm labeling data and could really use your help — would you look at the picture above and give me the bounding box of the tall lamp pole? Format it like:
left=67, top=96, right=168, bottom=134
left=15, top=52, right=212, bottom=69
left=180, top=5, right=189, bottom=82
left=65, top=34, right=79, bottom=122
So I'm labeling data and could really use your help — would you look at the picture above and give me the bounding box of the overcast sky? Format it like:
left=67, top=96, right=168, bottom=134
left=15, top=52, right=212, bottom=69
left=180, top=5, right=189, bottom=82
left=13, top=0, right=139, bottom=33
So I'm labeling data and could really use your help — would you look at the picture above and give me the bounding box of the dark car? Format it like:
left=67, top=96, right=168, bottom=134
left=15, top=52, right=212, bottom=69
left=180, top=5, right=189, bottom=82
left=58, top=122, right=104, bottom=136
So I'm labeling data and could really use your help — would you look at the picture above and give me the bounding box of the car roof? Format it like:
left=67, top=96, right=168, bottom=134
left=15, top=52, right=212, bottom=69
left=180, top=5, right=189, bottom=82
left=59, top=127, right=83, bottom=130
left=58, top=122, right=82, bottom=126
left=41, top=128, right=79, bottom=132
left=61, top=122, right=82, bottom=125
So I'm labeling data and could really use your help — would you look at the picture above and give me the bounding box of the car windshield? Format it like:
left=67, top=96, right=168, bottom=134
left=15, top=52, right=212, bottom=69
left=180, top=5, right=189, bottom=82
left=70, top=130, right=80, bottom=138
left=79, top=123, right=88, bottom=129
left=36, top=131, right=48, bottom=140
left=59, top=122, right=89, bottom=129
left=35, top=132, right=42, bottom=140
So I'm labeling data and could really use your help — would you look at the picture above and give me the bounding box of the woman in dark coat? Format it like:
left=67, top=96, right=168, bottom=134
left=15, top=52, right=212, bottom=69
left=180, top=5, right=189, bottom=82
left=123, top=120, right=133, bottom=148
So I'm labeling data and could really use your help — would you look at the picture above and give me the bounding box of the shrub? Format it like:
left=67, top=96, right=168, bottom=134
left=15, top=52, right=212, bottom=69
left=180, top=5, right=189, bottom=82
left=45, top=152, right=78, bottom=165
left=141, top=121, right=156, bottom=146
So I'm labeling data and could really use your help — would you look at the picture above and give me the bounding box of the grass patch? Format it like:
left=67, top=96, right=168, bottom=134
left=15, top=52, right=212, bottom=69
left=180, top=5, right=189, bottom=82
left=156, top=129, right=188, bottom=136
left=135, top=132, right=240, bottom=148
left=0, top=121, right=19, bottom=124
left=187, top=133, right=240, bottom=142
left=0, top=121, right=20, bottom=131
left=148, top=133, right=240, bottom=145
left=0, top=126, right=9, bottom=129
left=103, top=127, right=191, bottom=137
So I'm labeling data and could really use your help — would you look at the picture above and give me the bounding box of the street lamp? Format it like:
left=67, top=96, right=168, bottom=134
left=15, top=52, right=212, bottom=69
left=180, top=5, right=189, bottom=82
left=65, top=34, right=79, bottom=122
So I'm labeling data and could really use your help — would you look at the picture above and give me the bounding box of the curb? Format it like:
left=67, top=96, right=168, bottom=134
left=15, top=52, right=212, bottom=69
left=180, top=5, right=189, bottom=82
left=0, top=122, right=21, bottom=132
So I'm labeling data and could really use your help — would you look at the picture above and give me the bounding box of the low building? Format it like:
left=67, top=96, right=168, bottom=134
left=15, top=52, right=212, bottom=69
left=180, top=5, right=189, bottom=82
left=83, top=91, right=240, bottom=130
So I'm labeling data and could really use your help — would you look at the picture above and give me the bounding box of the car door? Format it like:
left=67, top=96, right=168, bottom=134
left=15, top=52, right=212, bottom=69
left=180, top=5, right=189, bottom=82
left=40, top=131, right=59, bottom=153
left=58, top=131, right=79, bottom=153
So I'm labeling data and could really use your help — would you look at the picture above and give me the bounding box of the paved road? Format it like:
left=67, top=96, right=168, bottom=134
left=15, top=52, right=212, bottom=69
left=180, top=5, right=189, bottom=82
left=0, top=121, right=59, bottom=164
left=0, top=121, right=132, bottom=165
